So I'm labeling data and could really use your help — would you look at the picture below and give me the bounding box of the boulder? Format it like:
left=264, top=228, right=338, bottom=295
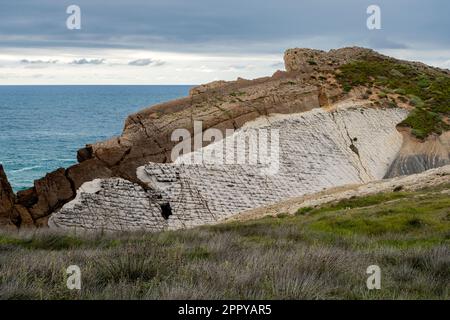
left=67, top=159, right=113, bottom=190
left=76, top=145, right=93, bottom=163
left=28, top=168, right=74, bottom=220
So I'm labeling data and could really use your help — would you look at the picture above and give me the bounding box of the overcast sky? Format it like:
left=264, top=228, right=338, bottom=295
left=0, top=0, right=449, bottom=84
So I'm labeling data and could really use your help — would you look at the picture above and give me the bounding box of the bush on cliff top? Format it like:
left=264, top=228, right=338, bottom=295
left=336, top=58, right=450, bottom=139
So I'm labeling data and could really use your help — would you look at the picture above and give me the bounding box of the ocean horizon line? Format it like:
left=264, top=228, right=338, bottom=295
left=0, top=84, right=193, bottom=191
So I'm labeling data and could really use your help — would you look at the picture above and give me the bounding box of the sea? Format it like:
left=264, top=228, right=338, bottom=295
left=0, top=85, right=193, bottom=192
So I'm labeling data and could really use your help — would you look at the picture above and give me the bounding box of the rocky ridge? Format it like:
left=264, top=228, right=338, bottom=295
left=1, top=47, right=449, bottom=228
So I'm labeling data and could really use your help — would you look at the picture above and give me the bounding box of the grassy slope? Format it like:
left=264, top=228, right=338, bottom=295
left=336, top=56, right=450, bottom=139
left=0, top=184, right=449, bottom=300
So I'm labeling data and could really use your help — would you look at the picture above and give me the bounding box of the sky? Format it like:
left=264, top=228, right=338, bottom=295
left=0, top=0, right=449, bottom=85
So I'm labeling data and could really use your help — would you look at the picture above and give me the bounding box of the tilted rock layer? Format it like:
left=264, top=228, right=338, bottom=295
left=385, top=129, right=450, bottom=178
left=49, top=104, right=408, bottom=231
left=232, top=164, right=450, bottom=222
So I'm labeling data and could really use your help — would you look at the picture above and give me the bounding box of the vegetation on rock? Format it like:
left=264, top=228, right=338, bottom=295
left=336, top=56, right=450, bottom=139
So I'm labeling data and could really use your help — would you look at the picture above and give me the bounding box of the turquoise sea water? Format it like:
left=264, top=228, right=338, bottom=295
left=0, top=85, right=192, bottom=192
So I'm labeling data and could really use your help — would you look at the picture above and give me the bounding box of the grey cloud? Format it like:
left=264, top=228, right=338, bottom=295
left=20, top=59, right=58, bottom=64
left=367, top=37, right=409, bottom=49
left=128, top=59, right=165, bottom=66
left=0, top=0, right=448, bottom=54
left=71, top=58, right=105, bottom=65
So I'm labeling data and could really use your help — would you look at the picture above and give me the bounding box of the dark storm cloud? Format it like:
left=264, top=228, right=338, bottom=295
left=0, top=0, right=448, bottom=53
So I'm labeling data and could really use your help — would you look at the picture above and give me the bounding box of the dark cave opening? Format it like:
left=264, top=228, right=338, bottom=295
left=160, top=202, right=172, bottom=220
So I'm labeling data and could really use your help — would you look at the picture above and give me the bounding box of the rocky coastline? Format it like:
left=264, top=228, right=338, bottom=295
left=1, top=47, right=449, bottom=230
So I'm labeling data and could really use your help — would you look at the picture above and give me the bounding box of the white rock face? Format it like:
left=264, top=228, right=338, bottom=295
left=234, top=164, right=450, bottom=221
left=49, top=105, right=408, bottom=232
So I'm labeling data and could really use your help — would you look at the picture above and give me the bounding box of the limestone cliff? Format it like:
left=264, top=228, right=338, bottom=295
left=2, top=46, right=449, bottom=228
left=50, top=103, right=408, bottom=231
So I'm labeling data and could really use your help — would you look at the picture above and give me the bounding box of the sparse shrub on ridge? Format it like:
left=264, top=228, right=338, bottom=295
left=336, top=57, right=450, bottom=139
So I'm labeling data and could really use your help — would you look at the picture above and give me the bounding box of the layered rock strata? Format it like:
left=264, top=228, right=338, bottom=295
left=49, top=104, right=408, bottom=231
left=385, top=130, right=450, bottom=178
left=232, top=164, right=450, bottom=221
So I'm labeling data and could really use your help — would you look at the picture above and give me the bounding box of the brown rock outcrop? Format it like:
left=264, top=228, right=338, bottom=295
left=26, top=168, right=73, bottom=220
left=67, top=159, right=114, bottom=190
left=284, top=47, right=380, bottom=73
left=0, top=165, right=17, bottom=228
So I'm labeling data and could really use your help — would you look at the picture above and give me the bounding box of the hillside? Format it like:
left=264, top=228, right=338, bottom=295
left=0, top=180, right=448, bottom=299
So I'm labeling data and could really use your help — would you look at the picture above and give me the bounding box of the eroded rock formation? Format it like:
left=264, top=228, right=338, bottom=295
left=49, top=104, right=408, bottom=231
left=2, top=46, right=449, bottom=228
left=284, top=47, right=379, bottom=73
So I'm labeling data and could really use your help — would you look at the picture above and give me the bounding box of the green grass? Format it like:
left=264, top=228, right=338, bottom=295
left=295, top=185, right=449, bottom=247
left=0, top=184, right=449, bottom=300
left=0, top=233, right=119, bottom=250
left=299, top=192, right=408, bottom=213
left=336, top=57, right=450, bottom=139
